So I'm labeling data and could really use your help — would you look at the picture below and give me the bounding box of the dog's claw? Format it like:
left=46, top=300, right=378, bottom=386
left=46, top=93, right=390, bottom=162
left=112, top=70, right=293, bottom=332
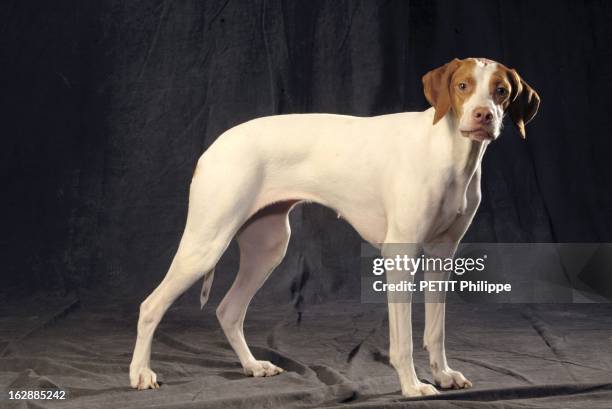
left=401, top=382, right=439, bottom=397
left=434, top=368, right=472, bottom=390
left=131, top=367, right=159, bottom=390
left=243, top=360, right=284, bottom=377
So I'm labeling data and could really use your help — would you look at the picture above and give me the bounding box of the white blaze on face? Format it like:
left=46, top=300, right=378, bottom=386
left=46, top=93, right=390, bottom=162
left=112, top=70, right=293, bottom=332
left=460, top=60, right=504, bottom=138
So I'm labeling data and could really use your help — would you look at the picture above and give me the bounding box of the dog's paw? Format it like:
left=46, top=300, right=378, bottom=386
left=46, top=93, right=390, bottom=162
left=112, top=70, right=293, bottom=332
left=130, top=367, right=160, bottom=390
left=243, top=360, right=284, bottom=377
left=401, top=381, right=439, bottom=397
left=434, top=368, right=472, bottom=390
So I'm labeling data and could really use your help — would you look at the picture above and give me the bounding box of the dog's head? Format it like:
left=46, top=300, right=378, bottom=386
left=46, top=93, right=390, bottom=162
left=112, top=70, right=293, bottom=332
left=422, top=58, right=540, bottom=141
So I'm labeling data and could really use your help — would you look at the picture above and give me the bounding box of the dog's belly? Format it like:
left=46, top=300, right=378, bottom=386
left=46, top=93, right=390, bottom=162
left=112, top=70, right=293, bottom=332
left=255, top=187, right=388, bottom=246
left=335, top=205, right=388, bottom=246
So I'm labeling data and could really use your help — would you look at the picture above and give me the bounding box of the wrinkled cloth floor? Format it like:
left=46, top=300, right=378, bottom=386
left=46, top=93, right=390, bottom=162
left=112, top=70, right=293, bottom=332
left=1, top=296, right=612, bottom=408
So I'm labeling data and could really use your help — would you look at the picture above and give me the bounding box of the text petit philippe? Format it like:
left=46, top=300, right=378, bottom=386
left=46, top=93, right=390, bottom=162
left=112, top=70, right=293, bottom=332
left=369, top=254, right=512, bottom=294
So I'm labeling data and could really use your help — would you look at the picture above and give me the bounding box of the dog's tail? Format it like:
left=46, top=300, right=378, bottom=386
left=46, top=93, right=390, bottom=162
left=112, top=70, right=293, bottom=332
left=199, top=268, right=215, bottom=309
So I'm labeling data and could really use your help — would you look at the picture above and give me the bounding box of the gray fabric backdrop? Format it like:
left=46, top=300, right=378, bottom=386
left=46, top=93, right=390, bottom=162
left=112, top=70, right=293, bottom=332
left=2, top=0, right=612, bottom=302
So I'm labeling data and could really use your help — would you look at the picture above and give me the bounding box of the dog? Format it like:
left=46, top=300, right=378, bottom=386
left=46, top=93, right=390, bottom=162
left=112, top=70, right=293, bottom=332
left=129, top=57, right=540, bottom=397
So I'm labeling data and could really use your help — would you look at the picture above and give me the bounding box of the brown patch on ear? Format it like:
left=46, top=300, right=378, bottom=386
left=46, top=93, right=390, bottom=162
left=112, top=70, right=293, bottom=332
left=508, top=69, right=540, bottom=138
left=422, top=59, right=462, bottom=125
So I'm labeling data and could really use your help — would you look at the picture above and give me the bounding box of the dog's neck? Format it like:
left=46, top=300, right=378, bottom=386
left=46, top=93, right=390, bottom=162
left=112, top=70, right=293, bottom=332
left=438, top=112, right=487, bottom=181
left=457, top=134, right=487, bottom=182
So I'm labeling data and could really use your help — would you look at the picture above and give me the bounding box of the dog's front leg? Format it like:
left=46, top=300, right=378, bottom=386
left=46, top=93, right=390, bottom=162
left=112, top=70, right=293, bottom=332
left=383, top=242, right=439, bottom=397
left=422, top=242, right=472, bottom=390
left=421, top=168, right=480, bottom=390
left=421, top=173, right=481, bottom=390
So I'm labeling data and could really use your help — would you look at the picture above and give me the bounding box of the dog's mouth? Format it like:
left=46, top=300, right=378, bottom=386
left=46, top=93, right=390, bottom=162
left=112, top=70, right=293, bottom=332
left=460, top=128, right=494, bottom=142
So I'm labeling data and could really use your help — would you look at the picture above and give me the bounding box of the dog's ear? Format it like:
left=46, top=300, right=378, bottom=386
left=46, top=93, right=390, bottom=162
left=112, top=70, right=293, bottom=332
left=507, top=69, right=541, bottom=138
left=422, top=59, right=461, bottom=125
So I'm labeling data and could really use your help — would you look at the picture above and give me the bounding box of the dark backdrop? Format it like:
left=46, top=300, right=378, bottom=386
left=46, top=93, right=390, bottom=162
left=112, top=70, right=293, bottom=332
left=2, top=0, right=612, bottom=301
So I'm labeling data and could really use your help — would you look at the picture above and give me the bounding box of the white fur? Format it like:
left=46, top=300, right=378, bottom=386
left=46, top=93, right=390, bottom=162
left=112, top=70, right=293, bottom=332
left=129, top=62, right=503, bottom=396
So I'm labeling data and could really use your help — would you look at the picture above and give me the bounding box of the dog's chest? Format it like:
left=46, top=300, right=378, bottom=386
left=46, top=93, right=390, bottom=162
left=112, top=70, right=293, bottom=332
left=431, top=178, right=470, bottom=235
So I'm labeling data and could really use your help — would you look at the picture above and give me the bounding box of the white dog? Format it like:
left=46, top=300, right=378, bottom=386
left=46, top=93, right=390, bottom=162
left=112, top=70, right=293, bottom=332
left=129, top=57, right=540, bottom=397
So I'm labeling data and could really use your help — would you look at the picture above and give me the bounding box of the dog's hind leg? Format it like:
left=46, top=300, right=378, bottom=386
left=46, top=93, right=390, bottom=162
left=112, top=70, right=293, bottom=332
left=216, top=201, right=295, bottom=377
left=129, top=158, right=256, bottom=390
left=129, top=227, right=234, bottom=390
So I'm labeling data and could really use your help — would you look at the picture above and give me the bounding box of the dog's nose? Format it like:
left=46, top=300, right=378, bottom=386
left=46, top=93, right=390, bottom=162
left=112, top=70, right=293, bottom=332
left=472, top=107, right=493, bottom=124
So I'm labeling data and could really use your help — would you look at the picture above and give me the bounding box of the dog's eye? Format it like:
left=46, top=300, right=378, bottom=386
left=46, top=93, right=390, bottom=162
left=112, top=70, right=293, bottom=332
left=458, top=82, right=467, bottom=91
left=496, top=87, right=507, bottom=96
